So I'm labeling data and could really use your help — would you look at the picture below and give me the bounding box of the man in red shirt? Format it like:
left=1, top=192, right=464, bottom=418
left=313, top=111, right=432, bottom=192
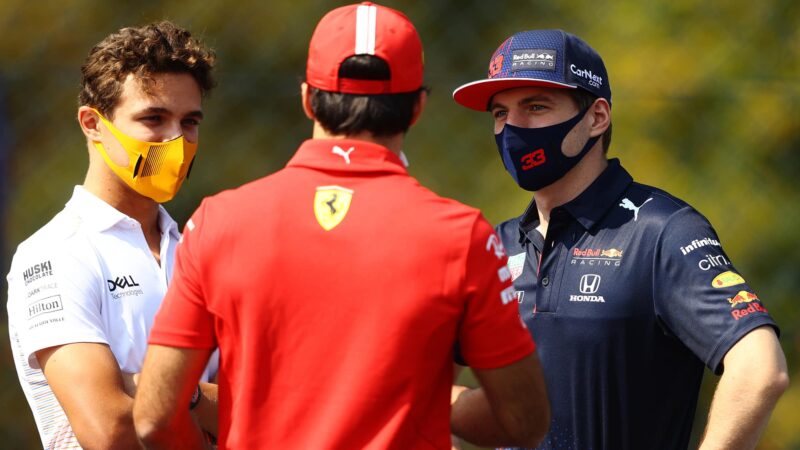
left=133, top=3, right=549, bottom=449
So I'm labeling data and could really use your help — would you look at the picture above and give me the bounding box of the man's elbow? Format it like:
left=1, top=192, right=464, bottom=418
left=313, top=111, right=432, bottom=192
left=766, top=369, right=790, bottom=400
left=133, top=409, right=172, bottom=447
left=502, top=401, right=550, bottom=448
left=74, top=416, right=139, bottom=450
left=519, top=403, right=551, bottom=447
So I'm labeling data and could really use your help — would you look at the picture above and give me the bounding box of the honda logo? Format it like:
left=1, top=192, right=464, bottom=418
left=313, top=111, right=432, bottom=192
left=579, top=274, right=601, bottom=294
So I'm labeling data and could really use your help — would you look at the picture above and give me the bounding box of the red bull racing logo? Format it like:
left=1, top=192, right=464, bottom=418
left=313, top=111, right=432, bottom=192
left=727, top=291, right=768, bottom=320
left=727, top=291, right=758, bottom=307
left=571, top=248, right=623, bottom=267
left=600, top=249, right=623, bottom=258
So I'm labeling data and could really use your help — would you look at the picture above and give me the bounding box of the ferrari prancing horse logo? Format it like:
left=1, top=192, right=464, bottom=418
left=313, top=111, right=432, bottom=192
left=314, top=185, right=354, bottom=231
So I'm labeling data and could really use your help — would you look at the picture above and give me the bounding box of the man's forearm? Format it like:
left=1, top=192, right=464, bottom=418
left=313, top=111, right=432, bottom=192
left=699, top=327, right=789, bottom=449
left=137, top=410, right=208, bottom=450
left=451, top=386, right=519, bottom=446
left=700, top=372, right=786, bottom=449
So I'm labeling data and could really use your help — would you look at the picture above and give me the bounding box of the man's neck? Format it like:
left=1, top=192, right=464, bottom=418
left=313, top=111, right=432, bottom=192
left=533, top=147, right=608, bottom=237
left=311, top=122, right=404, bottom=155
left=83, top=159, right=161, bottom=236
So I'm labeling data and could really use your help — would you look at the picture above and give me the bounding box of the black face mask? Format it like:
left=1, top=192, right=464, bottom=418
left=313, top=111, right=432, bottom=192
left=494, top=107, right=600, bottom=191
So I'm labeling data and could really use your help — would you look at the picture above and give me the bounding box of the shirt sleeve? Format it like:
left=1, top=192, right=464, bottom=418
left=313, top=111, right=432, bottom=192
left=653, top=207, right=779, bottom=374
left=457, top=215, right=536, bottom=369
left=149, top=201, right=216, bottom=349
left=7, top=239, right=107, bottom=369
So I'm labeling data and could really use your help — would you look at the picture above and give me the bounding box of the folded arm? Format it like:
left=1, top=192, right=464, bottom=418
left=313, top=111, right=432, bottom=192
left=37, top=343, right=140, bottom=450
left=133, top=344, right=213, bottom=449
left=451, top=353, right=550, bottom=448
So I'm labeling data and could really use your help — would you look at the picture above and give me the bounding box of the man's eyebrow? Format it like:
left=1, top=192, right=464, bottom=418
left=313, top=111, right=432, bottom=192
left=517, top=94, right=555, bottom=106
left=135, top=107, right=204, bottom=119
left=489, top=94, right=555, bottom=111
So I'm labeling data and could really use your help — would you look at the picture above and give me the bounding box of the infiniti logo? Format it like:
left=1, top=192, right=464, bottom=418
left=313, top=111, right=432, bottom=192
left=579, top=274, right=601, bottom=294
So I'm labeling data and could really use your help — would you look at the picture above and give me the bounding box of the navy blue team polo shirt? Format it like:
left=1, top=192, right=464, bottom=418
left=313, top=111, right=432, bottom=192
left=495, top=158, right=778, bottom=450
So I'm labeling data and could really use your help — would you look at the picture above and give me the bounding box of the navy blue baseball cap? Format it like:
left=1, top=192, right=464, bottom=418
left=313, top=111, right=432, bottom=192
left=453, top=29, right=611, bottom=111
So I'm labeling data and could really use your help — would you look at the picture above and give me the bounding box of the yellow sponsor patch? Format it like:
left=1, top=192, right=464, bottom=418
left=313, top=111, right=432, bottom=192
left=712, top=271, right=745, bottom=288
left=313, top=185, right=354, bottom=231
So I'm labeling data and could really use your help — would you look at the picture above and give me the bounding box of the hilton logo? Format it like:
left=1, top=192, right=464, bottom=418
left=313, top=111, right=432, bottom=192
left=28, top=295, right=64, bottom=319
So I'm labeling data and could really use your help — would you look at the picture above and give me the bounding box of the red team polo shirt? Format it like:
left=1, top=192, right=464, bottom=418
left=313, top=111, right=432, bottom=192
left=149, top=139, right=535, bottom=449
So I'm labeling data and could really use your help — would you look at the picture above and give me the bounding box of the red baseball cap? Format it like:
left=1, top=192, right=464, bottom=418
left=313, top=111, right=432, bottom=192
left=306, top=2, right=424, bottom=94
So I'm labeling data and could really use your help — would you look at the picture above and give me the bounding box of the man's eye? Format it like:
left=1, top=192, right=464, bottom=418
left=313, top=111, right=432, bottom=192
left=141, top=116, right=162, bottom=123
left=493, top=110, right=507, bottom=120
left=182, top=118, right=200, bottom=126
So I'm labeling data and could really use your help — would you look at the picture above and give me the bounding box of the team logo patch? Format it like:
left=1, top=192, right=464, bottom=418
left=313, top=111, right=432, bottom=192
left=712, top=271, right=745, bottom=288
left=507, top=252, right=526, bottom=281
left=314, top=186, right=354, bottom=231
left=511, top=49, right=556, bottom=72
left=727, top=290, right=759, bottom=308
left=600, top=248, right=623, bottom=258
left=571, top=247, right=623, bottom=267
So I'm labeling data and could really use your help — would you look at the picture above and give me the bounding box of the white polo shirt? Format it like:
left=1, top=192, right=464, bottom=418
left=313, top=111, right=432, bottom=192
left=7, top=186, right=215, bottom=449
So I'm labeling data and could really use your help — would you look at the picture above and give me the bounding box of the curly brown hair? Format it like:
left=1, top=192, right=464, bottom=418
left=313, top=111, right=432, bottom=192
left=79, top=21, right=216, bottom=118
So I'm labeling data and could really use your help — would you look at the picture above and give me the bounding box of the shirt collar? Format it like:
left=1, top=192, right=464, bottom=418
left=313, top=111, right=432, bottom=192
left=66, top=185, right=179, bottom=237
left=286, top=139, right=409, bottom=175
left=519, top=158, right=633, bottom=234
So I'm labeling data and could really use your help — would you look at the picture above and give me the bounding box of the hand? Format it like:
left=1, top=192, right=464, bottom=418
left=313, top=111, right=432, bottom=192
left=451, top=434, right=464, bottom=450
left=452, top=384, right=469, bottom=405
left=451, top=385, right=469, bottom=449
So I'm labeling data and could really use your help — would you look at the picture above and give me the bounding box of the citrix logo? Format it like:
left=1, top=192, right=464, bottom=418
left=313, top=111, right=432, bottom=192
left=699, top=254, right=730, bottom=271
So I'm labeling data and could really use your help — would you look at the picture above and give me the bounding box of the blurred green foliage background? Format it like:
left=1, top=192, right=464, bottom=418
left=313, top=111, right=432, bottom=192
left=1, top=0, right=798, bottom=448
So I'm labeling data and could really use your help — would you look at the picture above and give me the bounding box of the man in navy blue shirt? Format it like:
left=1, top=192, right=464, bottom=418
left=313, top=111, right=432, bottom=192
left=451, top=29, right=788, bottom=449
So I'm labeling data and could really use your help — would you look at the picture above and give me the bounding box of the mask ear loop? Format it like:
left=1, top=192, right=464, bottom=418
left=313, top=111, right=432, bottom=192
left=185, top=157, right=196, bottom=179
left=132, top=155, right=143, bottom=179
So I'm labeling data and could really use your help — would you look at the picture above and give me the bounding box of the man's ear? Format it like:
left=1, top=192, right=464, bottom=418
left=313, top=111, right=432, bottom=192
left=588, top=98, right=610, bottom=138
left=78, top=106, right=103, bottom=141
left=300, top=82, right=315, bottom=120
left=409, top=89, right=427, bottom=127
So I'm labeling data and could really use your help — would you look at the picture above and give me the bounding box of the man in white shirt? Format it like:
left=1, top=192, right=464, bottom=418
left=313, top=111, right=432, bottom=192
left=7, top=21, right=218, bottom=449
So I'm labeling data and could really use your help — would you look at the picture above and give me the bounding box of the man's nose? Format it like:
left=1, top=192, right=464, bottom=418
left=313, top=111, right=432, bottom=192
left=506, top=109, right=526, bottom=128
left=162, top=122, right=184, bottom=142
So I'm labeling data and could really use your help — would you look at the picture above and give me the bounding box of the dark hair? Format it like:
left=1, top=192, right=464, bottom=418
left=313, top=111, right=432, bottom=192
left=308, top=55, right=425, bottom=137
left=79, top=21, right=216, bottom=118
left=568, top=88, right=612, bottom=152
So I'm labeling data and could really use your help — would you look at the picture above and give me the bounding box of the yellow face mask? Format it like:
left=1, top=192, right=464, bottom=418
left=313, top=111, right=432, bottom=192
left=92, top=109, right=197, bottom=203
